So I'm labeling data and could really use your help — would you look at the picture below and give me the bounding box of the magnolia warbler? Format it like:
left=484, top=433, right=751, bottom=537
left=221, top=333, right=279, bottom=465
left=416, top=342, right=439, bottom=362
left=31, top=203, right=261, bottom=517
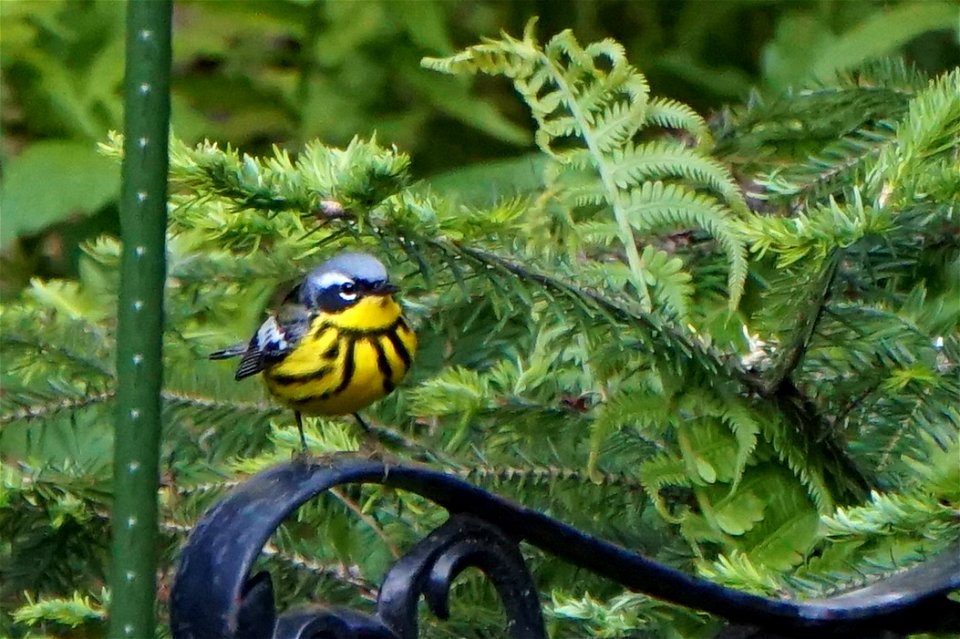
left=210, top=252, right=416, bottom=451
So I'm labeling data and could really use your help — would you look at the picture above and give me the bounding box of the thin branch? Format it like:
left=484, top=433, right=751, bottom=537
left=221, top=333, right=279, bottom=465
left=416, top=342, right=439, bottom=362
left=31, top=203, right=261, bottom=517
left=457, top=464, right=646, bottom=492
left=1, top=390, right=116, bottom=425
left=106, top=510, right=380, bottom=599
left=759, top=253, right=840, bottom=396
left=330, top=487, right=400, bottom=559
left=451, top=242, right=755, bottom=387
left=831, top=380, right=882, bottom=430
left=160, top=390, right=280, bottom=415
left=259, top=542, right=379, bottom=600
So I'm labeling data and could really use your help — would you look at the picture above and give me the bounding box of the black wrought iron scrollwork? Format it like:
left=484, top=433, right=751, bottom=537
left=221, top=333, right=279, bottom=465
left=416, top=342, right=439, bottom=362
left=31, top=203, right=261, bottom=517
left=170, top=454, right=960, bottom=639
left=377, top=513, right=546, bottom=638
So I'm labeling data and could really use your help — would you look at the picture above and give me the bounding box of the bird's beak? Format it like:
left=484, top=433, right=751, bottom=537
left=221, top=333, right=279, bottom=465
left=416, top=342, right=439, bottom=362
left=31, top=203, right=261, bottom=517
left=374, top=282, right=400, bottom=295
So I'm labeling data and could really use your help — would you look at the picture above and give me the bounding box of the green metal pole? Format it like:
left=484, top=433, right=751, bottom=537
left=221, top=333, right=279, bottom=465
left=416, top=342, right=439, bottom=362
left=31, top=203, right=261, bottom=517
left=108, top=1, right=171, bottom=637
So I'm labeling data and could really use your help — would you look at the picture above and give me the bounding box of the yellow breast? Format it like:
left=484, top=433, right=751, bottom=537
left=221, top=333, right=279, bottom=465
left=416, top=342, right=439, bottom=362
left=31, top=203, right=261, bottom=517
left=263, top=295, right=416, bottom=416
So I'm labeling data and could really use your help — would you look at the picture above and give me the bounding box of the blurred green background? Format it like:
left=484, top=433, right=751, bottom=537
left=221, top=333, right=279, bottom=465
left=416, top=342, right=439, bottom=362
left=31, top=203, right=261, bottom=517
left=2, top=0, right=957, bottom=295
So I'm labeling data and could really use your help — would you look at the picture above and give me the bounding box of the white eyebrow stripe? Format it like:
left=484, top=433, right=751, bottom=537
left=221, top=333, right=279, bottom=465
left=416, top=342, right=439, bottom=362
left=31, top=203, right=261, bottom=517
left=312, top=271, right=353, bottom=289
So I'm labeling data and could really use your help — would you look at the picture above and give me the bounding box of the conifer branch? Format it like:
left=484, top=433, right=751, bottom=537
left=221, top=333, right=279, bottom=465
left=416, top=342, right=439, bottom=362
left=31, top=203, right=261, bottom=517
left=456, top=464, right=646, bottom=492
left=5, top=20, right=957, bottom=635
left=770, top=380, right=871, bottom=502
left=758, top=253, right=840, bottom=395
left=122, top=509, right=382, bottom=597
left=259, top=543, right=378, bottom=599
left=1, top=335, right=115, bottom=379
left=450, top=243, right=742, bottom=381
left=831, top=380, right=882, bottom=429
left=0, top=390, right=116, bottom=425
left=160, top=390, right=279, bottom=416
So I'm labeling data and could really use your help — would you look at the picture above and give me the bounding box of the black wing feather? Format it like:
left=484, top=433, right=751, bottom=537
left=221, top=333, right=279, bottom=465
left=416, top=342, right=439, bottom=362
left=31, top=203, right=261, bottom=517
left=208, top=338, right=267, bottom=380
left=213, top=304, right=314, bottom=381
left=234, top=341, right=266, bottom=380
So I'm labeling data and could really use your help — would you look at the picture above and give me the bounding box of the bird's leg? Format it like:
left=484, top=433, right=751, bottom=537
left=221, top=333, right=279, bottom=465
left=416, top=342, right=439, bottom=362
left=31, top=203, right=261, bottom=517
left=352, top=412, right=371, bottom=433
left=295, top=410, right=308, bottom=456
left=353, top=413, right=385, bottom=458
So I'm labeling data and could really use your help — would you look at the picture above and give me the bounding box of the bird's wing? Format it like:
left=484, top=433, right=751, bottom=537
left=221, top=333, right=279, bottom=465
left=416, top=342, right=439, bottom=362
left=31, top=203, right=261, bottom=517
left=213, top=302, right=314, bottom=381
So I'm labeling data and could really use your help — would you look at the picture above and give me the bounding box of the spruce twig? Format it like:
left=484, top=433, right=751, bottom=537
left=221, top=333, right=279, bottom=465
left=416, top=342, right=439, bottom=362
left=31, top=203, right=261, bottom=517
left=0, top=390, right=116, bottom=425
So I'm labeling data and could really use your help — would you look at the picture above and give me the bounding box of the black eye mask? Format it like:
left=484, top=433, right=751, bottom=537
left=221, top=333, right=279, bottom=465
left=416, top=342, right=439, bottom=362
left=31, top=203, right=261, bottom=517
left=299, top=278, right=396, bottom=312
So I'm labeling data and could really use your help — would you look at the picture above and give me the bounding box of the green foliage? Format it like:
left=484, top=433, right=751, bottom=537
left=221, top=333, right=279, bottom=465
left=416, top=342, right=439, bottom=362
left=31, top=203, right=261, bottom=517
left=12, top=589, right=107, bottom=634
left=0, top=0, right=525, bottom=252
left=424, top=20, right=748, bottom=314
left=550, top=591, right=715, bottom=638
left=762, top=2, right=958, bottom=90
left=0, top=0, right=126, bottom=267
left=2, top=17, right=958, bottom=639
left=168, top=0, right=530, bottom=152
left=0, top=141, right=121, bottom=246
left=1, top=0, right=126, bottom=140
left=1, top=461, right=113, bottom=638
left=6, top=0, right=955, bottom=297
left=700, top=435, right=960, bottom=597
left=1, top=0, right=526, bottom=294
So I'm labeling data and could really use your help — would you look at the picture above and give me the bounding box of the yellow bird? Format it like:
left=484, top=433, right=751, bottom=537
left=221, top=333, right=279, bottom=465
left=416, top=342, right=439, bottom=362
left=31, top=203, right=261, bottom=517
left=210, top=252, right=416, bottom=451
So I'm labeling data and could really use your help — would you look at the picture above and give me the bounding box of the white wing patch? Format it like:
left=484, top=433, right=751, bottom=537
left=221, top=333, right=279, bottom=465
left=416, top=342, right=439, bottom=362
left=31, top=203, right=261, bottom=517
left=256, top=316, right=289, bottom=352
left=234, top=315, right=293, bottom=380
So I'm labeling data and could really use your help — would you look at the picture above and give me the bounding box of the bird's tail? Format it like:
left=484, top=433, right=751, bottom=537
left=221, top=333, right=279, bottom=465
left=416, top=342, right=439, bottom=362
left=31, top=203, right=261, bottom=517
left=208, top=343, right=246, bottom=360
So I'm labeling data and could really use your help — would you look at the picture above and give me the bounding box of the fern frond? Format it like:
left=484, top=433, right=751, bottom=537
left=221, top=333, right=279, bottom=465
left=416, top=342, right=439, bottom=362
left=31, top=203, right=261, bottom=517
left=625, top=182, right=748, bottom=308
left=638, top=452, right=692, bottom=523
left=645, top=97, right=710, bottom=144
left=640, top=246, right=695, bottom=320
left=425, top=19, right=748, bottom=312
left=758, top=413, right=835, bottom=514
left=719, top=400, right=762, bottom=491
left=610, top=141, right=748, bottom=214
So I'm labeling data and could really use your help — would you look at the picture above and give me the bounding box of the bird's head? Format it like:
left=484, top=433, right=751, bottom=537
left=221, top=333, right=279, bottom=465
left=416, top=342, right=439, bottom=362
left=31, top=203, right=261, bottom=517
left=301, top=252, right=399, bottom=312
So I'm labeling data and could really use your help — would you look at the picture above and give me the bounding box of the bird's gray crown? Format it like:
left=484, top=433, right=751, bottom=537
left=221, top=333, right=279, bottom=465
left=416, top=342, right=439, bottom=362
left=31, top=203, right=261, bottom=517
left=310, top=252, right=388, bottom=286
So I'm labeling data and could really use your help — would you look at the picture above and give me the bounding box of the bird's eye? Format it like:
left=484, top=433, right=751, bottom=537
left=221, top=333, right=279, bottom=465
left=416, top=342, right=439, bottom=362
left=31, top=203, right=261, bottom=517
left=338, top=281, right=358, bottom=301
